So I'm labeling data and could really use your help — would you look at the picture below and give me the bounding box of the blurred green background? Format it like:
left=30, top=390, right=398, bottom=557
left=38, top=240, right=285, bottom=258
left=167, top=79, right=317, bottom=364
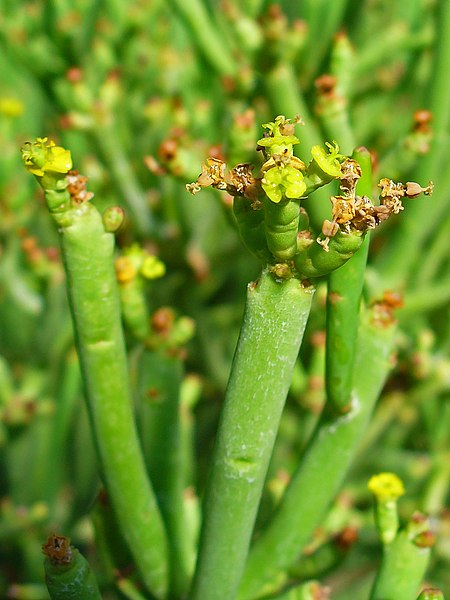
left=0, top=1, right=449, bottom=598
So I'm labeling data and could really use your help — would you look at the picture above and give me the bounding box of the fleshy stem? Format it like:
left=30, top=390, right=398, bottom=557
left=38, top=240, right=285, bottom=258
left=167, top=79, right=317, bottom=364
left=21, top=140, right=169, bottom=597
left=369, top=513, right=434, bottom=600
left=325, top=147, right=372, bottom=414
left=189, top=269, right=314, bottom=600
left=42, top=534, right=102, bottom=600
left=238, top=303, right=397, bottom=600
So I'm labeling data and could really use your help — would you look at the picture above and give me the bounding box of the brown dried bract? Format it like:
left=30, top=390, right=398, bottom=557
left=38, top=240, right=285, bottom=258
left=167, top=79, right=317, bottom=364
left=339, top=159, right=361, bottom=197
left=42, top=534, right=73, bottom=564
left=66, top=171, right=94, bottom=204
left=226, top=163, right=261, bottom=200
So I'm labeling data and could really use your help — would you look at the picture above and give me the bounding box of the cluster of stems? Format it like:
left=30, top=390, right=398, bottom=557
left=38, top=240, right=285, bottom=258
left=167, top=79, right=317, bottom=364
left=21, top=113, right=436, bottom=600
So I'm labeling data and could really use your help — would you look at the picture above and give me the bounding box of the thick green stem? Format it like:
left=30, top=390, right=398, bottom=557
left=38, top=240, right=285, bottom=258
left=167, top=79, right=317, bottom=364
left=49, top=199, right=168, bottom=597
left=369, top=528, right=431, bottom=600
left=325, top=147, right=372, bottom=414
left=238, top=307, right=397, bottom=600
left=189, top=269, right=314, bottom=600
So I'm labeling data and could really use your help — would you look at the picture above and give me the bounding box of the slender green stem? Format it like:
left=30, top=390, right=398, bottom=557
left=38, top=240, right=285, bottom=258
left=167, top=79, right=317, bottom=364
left=189, top=269, right=314, bottom=600
left=375, top=0, right=450, bottom=285
left=397, top=276, right=450, bottom=317
left=92, top=123, right=155, bottom=238
left=369, top=527, right=431, bottom=600
left=414, top=193, right=450, bottom=286
left=168, top=0, right=236, bottom=77
left=238, top=306, right=397, bottom=600
left=44, top=349, right=81, bottom=508
left=300, top=0, right=349, bottom=85
left=325, top=147, right=372, bottom=414
left=138, top=348, right=193, bottom=599
left=41, top=191, right=168, bottom=596
left=353, top=24, right=432, bottom=82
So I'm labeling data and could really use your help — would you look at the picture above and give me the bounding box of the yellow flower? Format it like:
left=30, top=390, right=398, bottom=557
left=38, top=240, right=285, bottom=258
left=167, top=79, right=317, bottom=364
left=115, top=245, right=166, bottom=284
left=368, top=472, right=405, bottom=502
left=21, top=138, right=72, bottom=178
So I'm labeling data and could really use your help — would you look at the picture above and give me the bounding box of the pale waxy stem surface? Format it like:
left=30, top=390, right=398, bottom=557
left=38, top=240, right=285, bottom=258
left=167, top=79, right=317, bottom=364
left=238, top=308, right=397, bottom=600
left=189, top=269, right=314, bottom=600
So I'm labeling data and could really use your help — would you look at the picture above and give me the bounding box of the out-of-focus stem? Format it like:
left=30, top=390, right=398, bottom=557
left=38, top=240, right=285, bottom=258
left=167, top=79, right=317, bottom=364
left=300, top=0, right=349, bottom=85
left=138, top=348, right=193, bottom=598
left=189, top=270, right=314, bottom=600
left=168, top=0, right=236, bottom=77
left=376, top=0, right=450, bottom=286
left=93, top=123, right=155, bottom=237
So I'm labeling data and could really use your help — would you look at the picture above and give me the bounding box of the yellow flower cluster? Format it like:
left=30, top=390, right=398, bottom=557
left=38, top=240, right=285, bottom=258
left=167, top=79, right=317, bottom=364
left=21, top=137, right=72, bottom=178
left=368, top=472, right=405, bottom=501
left=115, top=245, right=166, bottom=285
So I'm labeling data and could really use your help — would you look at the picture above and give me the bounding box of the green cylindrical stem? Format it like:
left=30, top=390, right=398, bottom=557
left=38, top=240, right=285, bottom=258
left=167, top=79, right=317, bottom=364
left=93, top=124, right=155, bottom=237
left=264, top=197, right=300, bottom=261
left=238, top=308, right=397, bottom=600
left=43, top=537, right=102, bottom=600
left=295, top=229, right=364, bottom=279
left=138, top=348, right=193, bottom=598
left=189, top=270, right=314, bottom=600
left=118, top=279, right=151, bottom=341
left=325, top=147, right=372, bottom=414
left=46, top=196, right=168, bottom=597
left=369, top=529, right=431, bottom=600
